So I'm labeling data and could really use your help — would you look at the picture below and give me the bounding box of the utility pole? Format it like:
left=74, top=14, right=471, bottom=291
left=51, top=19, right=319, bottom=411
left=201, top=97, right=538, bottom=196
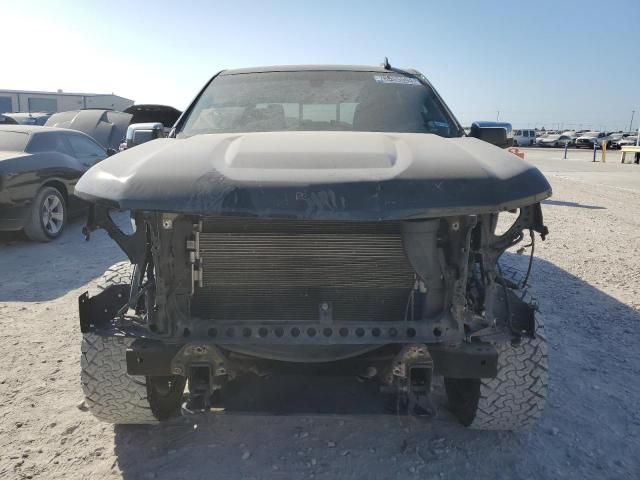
left=496, top=110, right=500, bottom=121
left=629, top=110, right=635, bottom=133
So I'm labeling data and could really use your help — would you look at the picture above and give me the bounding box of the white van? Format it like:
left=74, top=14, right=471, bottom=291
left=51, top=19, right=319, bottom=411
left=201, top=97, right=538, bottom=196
left=513, top=129, right=536, bottom=146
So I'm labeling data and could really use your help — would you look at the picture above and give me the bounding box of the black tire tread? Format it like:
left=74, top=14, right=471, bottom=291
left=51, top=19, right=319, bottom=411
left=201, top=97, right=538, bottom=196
left=81, top=262, right=159, bottom=424
left=448, top=264, right=549, bottom=431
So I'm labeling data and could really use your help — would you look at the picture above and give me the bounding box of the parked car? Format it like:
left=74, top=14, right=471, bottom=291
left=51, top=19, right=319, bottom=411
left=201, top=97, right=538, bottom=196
left=606, top=133, right=623, bottom=148
left=0, top=125, right=111, bottom=241
left=45, top=109, right=132, bottom=151
left=0, top=114, right=18, bottom=125
left=612, top=135, right=638, bottom=149
left=512, top=129, right=536, bottom=146
left=536, top=134, right=573, bottom=147
left=123, top=104, right=182, bottom=131
left=76, top=64, right=551, bottom=431
left=561, top=131, right=578, bottom=146
left=3, top=112, right=52, bottom=126
left=575, top=131, right=611, bottom=149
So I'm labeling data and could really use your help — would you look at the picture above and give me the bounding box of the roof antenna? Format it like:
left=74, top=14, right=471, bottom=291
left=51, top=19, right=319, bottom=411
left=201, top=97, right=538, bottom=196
left=382, top=57, right=391, bottom=70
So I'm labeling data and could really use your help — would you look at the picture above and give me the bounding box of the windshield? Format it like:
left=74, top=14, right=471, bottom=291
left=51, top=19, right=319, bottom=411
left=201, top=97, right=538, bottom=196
left=179, top=70, right=463, bottom=138
left=0, top=131, right=29, bottom=151
left=16, top=117, right=38, bottom=125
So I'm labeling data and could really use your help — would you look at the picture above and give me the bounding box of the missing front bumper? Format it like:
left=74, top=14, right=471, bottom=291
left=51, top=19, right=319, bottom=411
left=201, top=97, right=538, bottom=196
left=79, top=285, right=498, bottom=379
left=125, top=338, right=498, bottom=379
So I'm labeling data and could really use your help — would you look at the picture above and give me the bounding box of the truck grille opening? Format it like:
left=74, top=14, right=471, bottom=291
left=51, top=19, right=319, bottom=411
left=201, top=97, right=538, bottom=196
left=191, top=218, right=416, bottom=322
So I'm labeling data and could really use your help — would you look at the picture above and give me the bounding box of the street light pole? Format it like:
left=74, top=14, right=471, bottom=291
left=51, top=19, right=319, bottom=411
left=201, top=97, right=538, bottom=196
left=629, top=110, right=635, bottom=133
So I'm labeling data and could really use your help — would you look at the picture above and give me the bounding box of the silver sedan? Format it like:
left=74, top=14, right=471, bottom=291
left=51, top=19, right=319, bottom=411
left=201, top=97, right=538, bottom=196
left=536, top=134, right=572, bottom=147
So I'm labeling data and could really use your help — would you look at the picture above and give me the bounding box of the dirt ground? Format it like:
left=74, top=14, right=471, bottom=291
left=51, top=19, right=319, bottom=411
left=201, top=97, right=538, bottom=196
left=0, top=149, right=639, bottom=480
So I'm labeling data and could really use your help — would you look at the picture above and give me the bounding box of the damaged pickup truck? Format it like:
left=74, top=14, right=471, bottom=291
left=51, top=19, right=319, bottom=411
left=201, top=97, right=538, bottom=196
left=75, top=64, right=551, bottom=430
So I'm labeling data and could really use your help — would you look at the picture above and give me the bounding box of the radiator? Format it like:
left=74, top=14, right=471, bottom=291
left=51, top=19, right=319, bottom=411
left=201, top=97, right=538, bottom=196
left=190, top=218, right=415, bottom=322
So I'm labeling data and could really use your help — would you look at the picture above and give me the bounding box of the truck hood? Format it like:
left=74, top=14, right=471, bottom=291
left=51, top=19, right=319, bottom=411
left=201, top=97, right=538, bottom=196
left=75, top=131, right=551, bottom=220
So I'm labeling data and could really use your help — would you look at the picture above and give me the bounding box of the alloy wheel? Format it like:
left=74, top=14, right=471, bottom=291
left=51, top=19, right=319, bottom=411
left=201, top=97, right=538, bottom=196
left=41, top=194, right=64, bottom=235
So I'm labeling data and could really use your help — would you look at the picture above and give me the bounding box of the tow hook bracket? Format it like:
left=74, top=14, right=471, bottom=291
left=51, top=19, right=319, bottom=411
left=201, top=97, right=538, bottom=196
left=390, top=344, right=436, bottom=418
left=406, top=363, right=436, bottom=417
left=183, top=365, right=215, bottom=412
left=174, top=344, right=230, bottom=414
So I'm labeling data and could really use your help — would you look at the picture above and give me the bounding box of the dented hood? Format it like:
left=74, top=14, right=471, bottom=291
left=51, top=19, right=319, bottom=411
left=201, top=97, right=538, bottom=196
left=75, top=131, right=551, bottom=220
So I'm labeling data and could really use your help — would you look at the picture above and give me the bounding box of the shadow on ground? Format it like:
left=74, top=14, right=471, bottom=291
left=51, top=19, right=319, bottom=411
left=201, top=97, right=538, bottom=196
left=111, top=253, right=640, bottom=480
left=0, top=216, right=126, bottom=302
left=542, top=199, right=605, bottom=210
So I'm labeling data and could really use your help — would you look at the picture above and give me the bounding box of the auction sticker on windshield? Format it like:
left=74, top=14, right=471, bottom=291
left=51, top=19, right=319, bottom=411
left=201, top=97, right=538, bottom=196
left=373, top=74, right=421, bottom=85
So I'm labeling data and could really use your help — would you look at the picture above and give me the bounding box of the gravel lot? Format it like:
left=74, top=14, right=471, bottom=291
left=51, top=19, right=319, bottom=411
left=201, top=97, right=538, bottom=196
left=0, top=148, right=638, bottom=480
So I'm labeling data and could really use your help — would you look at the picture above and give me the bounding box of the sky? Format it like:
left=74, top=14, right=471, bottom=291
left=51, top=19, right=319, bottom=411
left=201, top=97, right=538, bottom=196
left=2, top=0, right=639, bottom=130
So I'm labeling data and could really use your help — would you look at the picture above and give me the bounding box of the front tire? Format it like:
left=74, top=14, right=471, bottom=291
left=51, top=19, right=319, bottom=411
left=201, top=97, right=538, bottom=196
left=80, top=262, right=186, bottom=424
left=24, top=186, right=66, bottom=242
left=445, top=279, right=548, bottom=430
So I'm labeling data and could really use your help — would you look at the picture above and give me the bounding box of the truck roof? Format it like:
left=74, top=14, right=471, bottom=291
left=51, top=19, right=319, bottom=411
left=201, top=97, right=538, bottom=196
left=221, top=64, right=420, bottom=75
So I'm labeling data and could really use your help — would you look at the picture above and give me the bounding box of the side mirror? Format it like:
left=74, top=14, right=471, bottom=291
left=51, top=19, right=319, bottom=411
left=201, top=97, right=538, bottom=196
left=469, top=121, right=513, bottom=148
left=126, top=122, right=164, bottom=149
left=106, top=148, right=117, bottom=157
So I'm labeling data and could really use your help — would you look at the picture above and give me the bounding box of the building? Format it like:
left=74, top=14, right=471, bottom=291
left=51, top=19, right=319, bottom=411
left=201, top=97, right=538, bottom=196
left=0, top=89, right=134, bottom=114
